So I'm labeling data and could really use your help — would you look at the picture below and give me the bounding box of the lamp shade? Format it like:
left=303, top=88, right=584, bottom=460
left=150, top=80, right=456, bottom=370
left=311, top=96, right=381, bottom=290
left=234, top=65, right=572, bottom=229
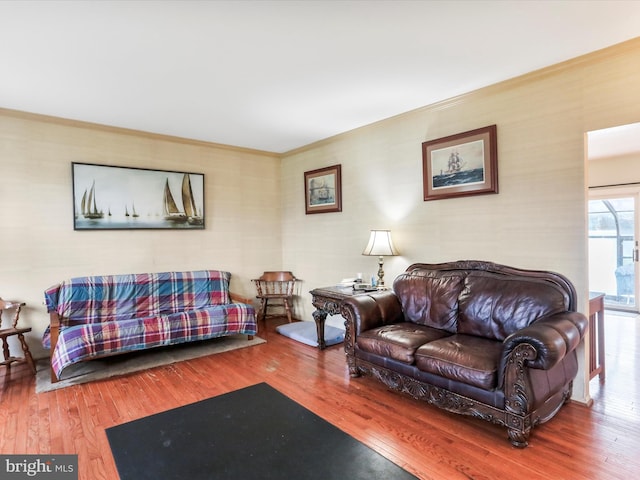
left=362, top=230, right=399, bottom=257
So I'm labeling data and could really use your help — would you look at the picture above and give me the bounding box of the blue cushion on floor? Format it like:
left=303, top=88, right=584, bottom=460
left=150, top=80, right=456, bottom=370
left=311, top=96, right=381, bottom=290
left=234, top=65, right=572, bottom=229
left=276, top=321, right=345, bottom=347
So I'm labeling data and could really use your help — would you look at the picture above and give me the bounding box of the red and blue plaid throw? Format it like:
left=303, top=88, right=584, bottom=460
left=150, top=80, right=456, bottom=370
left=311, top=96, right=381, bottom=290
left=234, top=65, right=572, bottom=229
left=43, top=270, right=257, bottom=379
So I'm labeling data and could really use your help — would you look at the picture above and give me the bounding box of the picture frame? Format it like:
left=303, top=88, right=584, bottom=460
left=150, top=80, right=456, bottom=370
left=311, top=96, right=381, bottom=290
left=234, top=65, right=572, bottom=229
left=422, top=125, right=498, bottom=201
left=72, top=162, right=205, bottom=230
left=304, top=164, right=342, bottom=214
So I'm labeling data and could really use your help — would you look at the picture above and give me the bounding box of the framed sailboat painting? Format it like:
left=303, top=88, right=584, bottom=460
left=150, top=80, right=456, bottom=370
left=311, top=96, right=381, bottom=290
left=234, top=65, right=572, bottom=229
left=72, top=162, right=205, bottom=230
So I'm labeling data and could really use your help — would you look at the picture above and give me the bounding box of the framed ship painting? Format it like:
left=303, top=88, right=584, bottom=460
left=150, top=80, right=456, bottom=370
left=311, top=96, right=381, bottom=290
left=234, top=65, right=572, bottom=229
left=304, top=164, right=342, bottom=214
left=422, top=125, right=498, bottom=201
left=72, top=162, right=205, bottom=230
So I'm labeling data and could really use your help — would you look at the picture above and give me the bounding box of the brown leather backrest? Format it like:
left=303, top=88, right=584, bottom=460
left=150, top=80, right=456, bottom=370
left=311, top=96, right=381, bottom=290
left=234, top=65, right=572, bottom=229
left=457, top=271, right=570, bottom=341
left=405, top=261, right=577, bottom=310
left=394, top=261, right=576, bottom=340
left=393, top=269, right=464, bottom=332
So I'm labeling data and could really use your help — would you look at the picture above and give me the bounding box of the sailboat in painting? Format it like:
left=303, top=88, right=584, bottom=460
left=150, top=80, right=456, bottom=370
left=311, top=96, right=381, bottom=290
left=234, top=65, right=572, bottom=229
left=80, top=181, right=104, bottom=219
left=162, top=175, right=203, bottom=225
left=182, top=174, right=203, bottom=225
left=163, top=178, right=188, bottom=223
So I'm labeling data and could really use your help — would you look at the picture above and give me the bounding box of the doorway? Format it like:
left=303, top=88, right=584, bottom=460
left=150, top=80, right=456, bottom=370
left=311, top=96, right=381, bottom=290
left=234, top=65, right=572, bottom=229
left=587, top=122, right=640, bottom=312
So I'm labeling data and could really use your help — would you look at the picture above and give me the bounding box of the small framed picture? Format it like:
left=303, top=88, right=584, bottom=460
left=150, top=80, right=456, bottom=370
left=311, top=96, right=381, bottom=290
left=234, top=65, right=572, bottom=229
left=422, top=125, right=498, bottom=201
left=304, top=164, right=342, bottom=214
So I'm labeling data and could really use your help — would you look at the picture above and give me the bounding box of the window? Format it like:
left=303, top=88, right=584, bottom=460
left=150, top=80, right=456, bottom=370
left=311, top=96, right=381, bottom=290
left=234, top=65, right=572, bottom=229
left=588, top=197, right=636, bottom=308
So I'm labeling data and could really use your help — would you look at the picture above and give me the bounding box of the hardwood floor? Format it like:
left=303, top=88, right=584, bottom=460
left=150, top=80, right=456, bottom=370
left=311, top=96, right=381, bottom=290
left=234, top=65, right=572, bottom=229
left=1, top=313, right=638, bottom=480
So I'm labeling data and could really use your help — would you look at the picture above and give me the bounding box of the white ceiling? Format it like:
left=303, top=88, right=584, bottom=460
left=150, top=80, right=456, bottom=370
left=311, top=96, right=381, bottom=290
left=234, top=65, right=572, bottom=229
left=2, top=1, right=640, bottom=154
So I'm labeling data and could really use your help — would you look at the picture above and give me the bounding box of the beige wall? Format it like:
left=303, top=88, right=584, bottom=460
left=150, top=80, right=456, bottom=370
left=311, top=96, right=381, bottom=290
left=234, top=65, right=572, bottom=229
left=589, top=152, right=640, bottom=187
left=281, top=37, right=640, bottom=403
left=3, top=37, right=640, bottom=403
left=0, top=110, right=282, bottom=358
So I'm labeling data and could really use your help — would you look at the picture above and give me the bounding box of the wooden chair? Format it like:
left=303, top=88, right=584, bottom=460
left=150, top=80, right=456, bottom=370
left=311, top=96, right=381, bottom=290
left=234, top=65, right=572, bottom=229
left=0, top=298, right=36, bottom=374
left=252, top=272, right=298, bottom=324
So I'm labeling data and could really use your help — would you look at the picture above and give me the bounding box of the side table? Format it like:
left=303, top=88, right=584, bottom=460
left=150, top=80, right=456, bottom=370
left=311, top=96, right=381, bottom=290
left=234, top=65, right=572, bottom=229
left=588, top=292, right=605, bottom=382
left=309, top=286, right=376, bottom=349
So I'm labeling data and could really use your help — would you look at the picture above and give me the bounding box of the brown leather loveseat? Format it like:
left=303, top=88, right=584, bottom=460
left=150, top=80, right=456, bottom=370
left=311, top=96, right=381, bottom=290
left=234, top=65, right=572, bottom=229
left=341, top=260, right=588, bottom=447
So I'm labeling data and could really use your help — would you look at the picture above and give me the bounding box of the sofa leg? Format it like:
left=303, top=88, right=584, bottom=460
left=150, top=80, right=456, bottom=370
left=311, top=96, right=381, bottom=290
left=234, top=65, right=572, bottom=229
left=507, top=427, right=529, bottom=448
left=347, top=358, right=360, bottom=377
left=50, top=366, right=59, bottom=384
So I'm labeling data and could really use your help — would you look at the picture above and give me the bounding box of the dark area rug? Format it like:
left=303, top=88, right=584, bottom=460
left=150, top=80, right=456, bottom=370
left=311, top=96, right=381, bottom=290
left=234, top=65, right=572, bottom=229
left=106, top=382, right=417, bottom=480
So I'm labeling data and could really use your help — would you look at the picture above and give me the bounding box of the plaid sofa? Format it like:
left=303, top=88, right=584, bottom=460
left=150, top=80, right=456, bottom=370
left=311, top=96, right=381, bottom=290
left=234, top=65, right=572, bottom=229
left=43, top=270, right=257, bottom=381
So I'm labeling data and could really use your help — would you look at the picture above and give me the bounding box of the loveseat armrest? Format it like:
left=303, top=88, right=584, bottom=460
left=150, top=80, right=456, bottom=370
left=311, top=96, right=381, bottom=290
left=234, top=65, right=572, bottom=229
left=341, top=291, right=404, bottom=336
left=502, top=311, right=588, bottom=370
left=341, top=291, right=404, bottom=377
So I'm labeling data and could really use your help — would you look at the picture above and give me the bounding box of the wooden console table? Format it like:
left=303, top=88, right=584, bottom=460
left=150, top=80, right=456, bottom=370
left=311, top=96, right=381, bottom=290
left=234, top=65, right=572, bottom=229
left=309, top=286, right=375, bottom=350
left=588, top=292, right=605, bottom=382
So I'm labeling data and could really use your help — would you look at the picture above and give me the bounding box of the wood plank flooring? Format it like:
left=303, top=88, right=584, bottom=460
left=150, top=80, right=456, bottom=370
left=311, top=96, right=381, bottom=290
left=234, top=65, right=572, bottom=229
left=0, top=313, right=638, bottom=480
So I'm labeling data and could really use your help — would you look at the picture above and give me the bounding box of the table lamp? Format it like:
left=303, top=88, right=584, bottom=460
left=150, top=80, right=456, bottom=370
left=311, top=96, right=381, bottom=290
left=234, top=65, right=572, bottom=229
left=362, top=230, right=399, bottom=286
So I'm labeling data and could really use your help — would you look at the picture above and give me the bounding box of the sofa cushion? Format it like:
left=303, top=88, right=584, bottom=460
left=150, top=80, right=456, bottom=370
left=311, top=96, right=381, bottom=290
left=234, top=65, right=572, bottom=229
left=45, top=302, right=256, bottom=379
left=357, top=322, right=451, bottom=364
left=414, top=334, right=503, bottom=390
left=457, top=272, right=570, bottom=341
left=393, top=270, right=465, bottom=332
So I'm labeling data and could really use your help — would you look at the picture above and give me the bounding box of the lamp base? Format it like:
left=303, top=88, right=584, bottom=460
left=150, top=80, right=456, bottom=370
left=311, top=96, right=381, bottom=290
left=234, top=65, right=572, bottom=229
left=377, top=256, right=385, bottom=286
